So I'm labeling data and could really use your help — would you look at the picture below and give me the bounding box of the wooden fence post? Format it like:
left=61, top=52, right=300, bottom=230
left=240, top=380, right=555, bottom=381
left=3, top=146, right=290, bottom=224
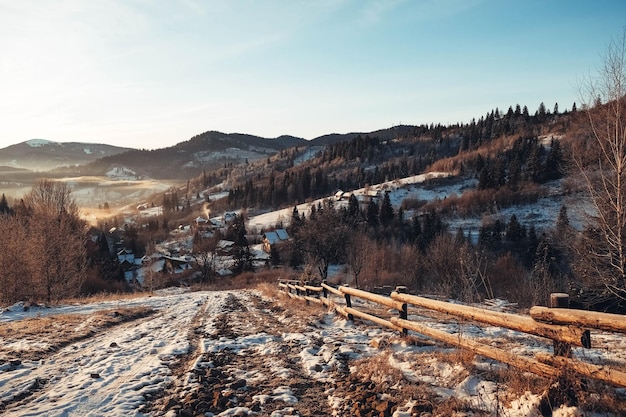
left=396, top=286, right=408, bottom=336
left=344, top=287, right=354, bottom=321
left=550, top=293, right=571, bottom=357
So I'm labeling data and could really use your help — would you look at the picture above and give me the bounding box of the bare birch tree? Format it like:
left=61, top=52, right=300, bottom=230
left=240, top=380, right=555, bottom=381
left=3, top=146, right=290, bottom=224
left=574, top=31, right=626, bottom=301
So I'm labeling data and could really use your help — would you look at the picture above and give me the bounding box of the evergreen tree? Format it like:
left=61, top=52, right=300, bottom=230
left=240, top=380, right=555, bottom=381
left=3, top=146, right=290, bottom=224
left=492, top=219, right=503, bottom=243
left=366, top=200, right=378, bottom=227
left=538, top=102, right=547, bottom=118
left=379, top=192, right=394, bottom=227
left=556, top=205, right=570, bottom=235
left=508, top=156, right=522, bottom=189
left=411, top=215, right=422, bottom=245
left=0, top=194, right=10, bottom=214
left=506, top=214, right=523, bottom=242
left=526, top=224, right=539, bottom=266
left=544, top=138, right=563, bottom=180
left=524, top=143, right=543, bottom=182
left=232, top=216, right=253, bottom=273
left=347, top=194, right=360, bottom=221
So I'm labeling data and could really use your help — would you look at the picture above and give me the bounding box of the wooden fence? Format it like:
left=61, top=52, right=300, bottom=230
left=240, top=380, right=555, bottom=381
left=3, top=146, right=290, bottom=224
left=278, top=280, right=626, bottom=388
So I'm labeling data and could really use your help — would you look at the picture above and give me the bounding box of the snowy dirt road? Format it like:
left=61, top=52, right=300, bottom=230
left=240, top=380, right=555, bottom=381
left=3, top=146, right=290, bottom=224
left=0, top=289, right=405, bottom=416
left=1, top=288, right=625, bottom=416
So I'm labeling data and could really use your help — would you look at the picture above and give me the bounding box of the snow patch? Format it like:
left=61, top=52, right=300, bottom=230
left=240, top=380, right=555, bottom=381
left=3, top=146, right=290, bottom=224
left=25, top=139, right=55, bottom=147
left=105, top=167, right=139, bottom=180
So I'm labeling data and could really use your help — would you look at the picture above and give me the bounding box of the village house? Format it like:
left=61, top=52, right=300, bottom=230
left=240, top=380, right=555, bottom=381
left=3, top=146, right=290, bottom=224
left=262, top=229, right=290, bottom=254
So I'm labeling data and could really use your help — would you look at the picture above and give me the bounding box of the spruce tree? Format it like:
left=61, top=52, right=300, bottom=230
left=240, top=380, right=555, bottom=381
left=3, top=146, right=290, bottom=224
left=379, top=192, right=394, bottom=227
left=0, top=194, right=10, bottom=214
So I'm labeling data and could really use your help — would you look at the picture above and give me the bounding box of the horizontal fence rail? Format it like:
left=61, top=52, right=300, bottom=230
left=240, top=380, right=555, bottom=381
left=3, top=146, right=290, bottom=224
left=278, top=279, right=626, bottom=388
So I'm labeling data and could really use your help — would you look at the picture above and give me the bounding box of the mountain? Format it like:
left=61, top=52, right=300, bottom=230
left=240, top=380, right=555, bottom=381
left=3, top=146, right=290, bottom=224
left=310, top=125, right=422, bottom=145
left=73, top=131, right=309, bottom=179
left=0, top=128, right=409, bottom=178
left=0, top=139, right=133, bottom=171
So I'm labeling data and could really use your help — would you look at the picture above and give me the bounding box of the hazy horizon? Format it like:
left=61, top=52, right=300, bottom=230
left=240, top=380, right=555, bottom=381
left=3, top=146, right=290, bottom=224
left=1, top=0, right=624, bottom=150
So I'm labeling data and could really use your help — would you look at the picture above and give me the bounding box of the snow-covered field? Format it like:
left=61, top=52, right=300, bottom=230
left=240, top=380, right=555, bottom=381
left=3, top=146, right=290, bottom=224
left=1, top=288, right=624, bottom=416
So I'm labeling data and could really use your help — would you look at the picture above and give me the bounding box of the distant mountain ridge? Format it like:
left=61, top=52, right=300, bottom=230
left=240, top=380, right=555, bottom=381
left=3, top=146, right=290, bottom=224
left=0, top=126, right=410, bottom=177
left=0, top=140, right=133, bottom=171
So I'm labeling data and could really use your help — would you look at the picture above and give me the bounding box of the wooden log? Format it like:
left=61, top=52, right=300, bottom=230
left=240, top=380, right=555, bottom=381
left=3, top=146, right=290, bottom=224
left=345, top=307, right=403, bottom=332
left=320, top=297, right=334, bottom=308
left=530, top=306, right=626, bottom=334
left=340, top=286, right=406, bottom=311
left=321, top=282, right=343, bottom=297
left=304, top=295, right=323, bottom=305
left=287, top=292, right=307, bottom=302
left=390, top=317, right=559, bottom=379
left=334, top=304, right=350, bottom=319
left=391, top=292, right=588, bottom=347
left=535, top=353, right=626, bottom=388
left=304, top=285, right=323, bottom=293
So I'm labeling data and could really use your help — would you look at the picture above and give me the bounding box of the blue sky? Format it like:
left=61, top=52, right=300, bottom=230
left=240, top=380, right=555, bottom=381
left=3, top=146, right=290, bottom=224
left=0, top=0, right=624, bottom=150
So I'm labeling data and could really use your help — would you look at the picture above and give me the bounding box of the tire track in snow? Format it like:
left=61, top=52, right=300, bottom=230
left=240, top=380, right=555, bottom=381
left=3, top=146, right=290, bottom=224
left=149, top=291, right=335, bottom=416
left=0, top=291, right=221, bottom=416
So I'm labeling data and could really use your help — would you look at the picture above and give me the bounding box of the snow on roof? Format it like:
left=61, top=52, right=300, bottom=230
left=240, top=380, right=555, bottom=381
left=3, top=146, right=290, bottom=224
left=264, top=229, right=289, bottom=245
left=217, top=240, right=235, bottom=249
left=275, top=229, right=289, bottom=240
left=263, top=231, right=280, bottom=245
left=250, top=244, right=270, bottom=260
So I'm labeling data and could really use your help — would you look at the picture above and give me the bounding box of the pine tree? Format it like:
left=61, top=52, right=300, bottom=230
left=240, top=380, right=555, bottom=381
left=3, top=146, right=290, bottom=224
left=0, top=194, right=10, bottom=214
left=556, top=205, right=570, bottom=235
left=379, top=192, right=394, bottom=227
left=366, top=200, right=378, bottom=227
left=545, top=138, right=563, bottom=180
left=506, top=214, right=523, bottom=242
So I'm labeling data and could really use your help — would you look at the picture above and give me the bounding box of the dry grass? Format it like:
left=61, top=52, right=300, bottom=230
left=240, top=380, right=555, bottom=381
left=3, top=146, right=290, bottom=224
left=0, top=307, right=154, bottom=361
left=352, top=352, right=404, bottom=386
left=269, top=291, right=330, bottom=324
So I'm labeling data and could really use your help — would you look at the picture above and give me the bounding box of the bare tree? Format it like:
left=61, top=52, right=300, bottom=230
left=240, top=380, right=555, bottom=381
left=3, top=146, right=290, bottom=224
left=345, top=231, right=371, bottom=288
left=24, top=179, right=88, bottom=302
left=574, top=31, right=626, bottom=301
left=0, top=214, right=34, bottom=303
left=193, top=233, right=221, bottom=284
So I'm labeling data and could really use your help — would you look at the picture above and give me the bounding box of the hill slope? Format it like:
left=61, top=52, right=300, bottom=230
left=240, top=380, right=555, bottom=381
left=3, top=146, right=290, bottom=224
left=0, top=140, right=133, bottom=171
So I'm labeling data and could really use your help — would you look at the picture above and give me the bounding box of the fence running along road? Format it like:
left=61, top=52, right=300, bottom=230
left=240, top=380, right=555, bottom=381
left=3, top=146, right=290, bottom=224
left=278, top=280, right=626, bottom=388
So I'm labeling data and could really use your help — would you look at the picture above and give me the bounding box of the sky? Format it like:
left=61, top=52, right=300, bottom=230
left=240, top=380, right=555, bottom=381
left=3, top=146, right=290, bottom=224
left=0, top=0, right=624, bottom=150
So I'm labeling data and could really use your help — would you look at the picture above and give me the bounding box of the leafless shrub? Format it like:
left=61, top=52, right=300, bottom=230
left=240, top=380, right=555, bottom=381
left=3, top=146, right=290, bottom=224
left=422, top=234, right=491, bottom=302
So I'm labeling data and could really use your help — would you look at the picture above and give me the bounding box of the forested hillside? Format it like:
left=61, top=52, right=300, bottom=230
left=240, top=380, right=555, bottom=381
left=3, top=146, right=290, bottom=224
left=1, top=95, right=624, bottom=316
